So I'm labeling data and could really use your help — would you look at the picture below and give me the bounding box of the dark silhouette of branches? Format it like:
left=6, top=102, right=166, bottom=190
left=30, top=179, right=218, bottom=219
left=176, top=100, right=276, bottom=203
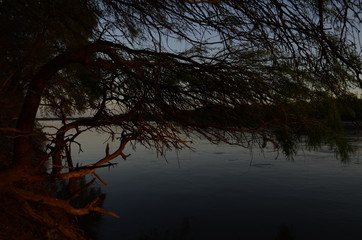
left=0, top=0, right=361, bottom=238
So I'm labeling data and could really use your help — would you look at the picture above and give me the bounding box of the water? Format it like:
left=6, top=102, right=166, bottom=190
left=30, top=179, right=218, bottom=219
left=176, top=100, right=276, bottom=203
left=42, top=122, right=362, bottom=239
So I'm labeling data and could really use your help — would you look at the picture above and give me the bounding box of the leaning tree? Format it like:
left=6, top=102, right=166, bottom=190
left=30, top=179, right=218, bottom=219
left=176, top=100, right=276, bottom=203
left=0, top=0, right=361, bottom=238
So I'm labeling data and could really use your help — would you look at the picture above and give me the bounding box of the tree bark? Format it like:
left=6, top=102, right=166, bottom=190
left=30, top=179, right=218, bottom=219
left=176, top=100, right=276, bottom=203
left=12, top=41, right=109, bottom=170
left=13, top=52, right=75, bottom=168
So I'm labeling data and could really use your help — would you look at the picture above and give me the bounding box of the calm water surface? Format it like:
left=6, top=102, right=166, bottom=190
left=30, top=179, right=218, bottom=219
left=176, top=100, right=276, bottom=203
left=42, top=122, right=362, bottom=239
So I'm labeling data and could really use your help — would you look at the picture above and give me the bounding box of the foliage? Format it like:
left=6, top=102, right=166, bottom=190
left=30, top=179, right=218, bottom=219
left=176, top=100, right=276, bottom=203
left=0, top=0, right=361, bottom=238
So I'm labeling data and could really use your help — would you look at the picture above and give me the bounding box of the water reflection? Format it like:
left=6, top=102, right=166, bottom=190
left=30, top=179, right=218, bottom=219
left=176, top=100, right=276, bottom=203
left=40, top=121, right=362, bottom=240
left=274, top=225, right=295, bottom=240
left=131, top=218, right=193, bottom=240
left=52, top=177, right=105, bottom=240
left=73, top=181, right=105, bottom=240
left=125, top=221, right=296, bottom=240
left=93, top=133, right=362, bottom=240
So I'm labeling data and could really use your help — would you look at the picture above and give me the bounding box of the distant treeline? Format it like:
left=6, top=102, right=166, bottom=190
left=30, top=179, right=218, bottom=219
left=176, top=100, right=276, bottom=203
left=36, top=94, right=362, bottom=128
left=36, top=117, right=93, bottom=121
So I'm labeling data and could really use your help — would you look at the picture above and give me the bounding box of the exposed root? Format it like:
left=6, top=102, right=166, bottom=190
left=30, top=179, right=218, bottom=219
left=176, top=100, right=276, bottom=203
left=13, top=187, right=120, bottom=218
left=22, top=201, right=86, bottom=240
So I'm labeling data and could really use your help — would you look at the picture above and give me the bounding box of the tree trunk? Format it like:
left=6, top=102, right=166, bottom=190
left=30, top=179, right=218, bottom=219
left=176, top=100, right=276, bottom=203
left=13, top=51, right=80, bottom=170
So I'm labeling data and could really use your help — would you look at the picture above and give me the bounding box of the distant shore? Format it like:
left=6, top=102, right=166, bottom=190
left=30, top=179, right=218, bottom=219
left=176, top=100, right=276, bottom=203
left=36, top=117, right=92, bottom=121
left=37, top=118, right=362, bottom=129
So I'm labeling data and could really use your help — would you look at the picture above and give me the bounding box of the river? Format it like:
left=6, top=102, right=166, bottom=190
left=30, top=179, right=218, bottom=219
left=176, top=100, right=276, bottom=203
left=41, top=121, right=362, bottom=239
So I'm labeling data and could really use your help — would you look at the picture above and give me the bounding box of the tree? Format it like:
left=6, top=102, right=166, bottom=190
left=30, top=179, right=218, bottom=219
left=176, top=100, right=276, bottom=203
left=0, top=0, right=361, bottom=239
